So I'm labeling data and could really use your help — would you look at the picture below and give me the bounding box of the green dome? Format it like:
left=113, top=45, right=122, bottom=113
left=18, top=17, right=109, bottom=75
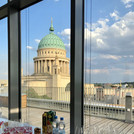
left=38, top=19, right=65, bottom=50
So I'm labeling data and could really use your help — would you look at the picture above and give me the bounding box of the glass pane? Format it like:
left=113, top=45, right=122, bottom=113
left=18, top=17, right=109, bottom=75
left=84, top=0, right=134, bottom=133
left=21, top=0, right=70, bottom=133
left=0, top=18, right=8, bottom=119
left=0, top=0, right=7, bottom=7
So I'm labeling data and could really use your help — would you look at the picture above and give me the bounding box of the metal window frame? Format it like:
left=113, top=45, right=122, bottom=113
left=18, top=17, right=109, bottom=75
left=8, top=5, right=21, bottom=120
left=0, top=0, right=42, bottom=121
left=70, top=0, right=84, bottom=133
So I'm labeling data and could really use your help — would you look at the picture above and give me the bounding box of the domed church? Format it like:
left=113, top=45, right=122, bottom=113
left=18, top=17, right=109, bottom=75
left=22, top=19, right=70, bottom=100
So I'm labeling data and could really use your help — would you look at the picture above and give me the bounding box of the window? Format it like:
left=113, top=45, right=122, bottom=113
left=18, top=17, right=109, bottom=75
left=84, top=0, right=134, bottom=133
left=21, top=0, right=71, bottom=131
left=0, top=18, right=8, bottom=119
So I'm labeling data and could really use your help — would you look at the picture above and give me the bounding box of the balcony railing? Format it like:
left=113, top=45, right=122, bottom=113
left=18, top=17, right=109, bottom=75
left=1, top=86, right=134, bottom=122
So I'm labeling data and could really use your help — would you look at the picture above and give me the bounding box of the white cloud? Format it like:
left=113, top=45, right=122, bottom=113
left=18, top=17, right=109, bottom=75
left=26, top=46, right=35, bottom=51
left=65, top=43, right=70, bottom=48
left=59, top=28, right=70, bottom=40
left=110, top=10, right=120, bottom=21
left=124, top=70, right=134, bottom=75
left=121, top=0, right=134, bottom=8
left=35, top=39, right=40, bottom=44
left=58, top=11, right=134, bottom=63
left=61, top=11, right=134, bottom=56
left=125, top=3, right=133, bottom=8
left=86, top=11, right=134, bottom=55
left=86, top=69, right=109, bottom=74
left=54, top=0, right=59, bottom=2
left=122, top=0, right=134, bottom=4
left=100, top=54, right=122, bottom=60
left=96, top=38, right=106, bottom=48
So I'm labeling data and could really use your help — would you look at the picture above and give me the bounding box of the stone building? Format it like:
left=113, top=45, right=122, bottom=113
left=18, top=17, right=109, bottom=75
left=22, top=20, right=70, bottom=100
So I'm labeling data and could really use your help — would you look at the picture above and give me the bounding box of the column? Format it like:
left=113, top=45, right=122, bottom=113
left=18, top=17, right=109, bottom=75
left=41, top=60, right=43, bottom=73
left=49, top=60, right=51, bottom=74
left=67, top=62, right=69, bottom=74
left=61, top=61, right=64, bottom=74
left=65, top=62, right=67, bottom=74
left=34, top=61, right=36, bottom=73
left=38, top=60, right=40, bottom=73
left=63, top=61, right=65, bottom=74
left=46, top=60, right=48, bottom=72
left=44, top=60, right=47, bottom=73
left=36, top=61, right=38, bottom=73
left=44, top=60, right=46, bottom=73
left=62, top=61, right=64, bottom=74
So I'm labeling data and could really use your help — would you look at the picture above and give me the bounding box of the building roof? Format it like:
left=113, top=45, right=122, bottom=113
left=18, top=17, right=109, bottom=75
left=38, top=19, right=65, bottom=50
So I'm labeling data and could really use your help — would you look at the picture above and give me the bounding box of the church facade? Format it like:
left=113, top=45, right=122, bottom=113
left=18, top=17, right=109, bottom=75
left=22, top=20, right=70, bottom=100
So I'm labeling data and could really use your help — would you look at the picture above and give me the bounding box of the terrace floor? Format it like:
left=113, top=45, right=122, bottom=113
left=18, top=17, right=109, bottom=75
left=1, top=107, right=134, bottom=134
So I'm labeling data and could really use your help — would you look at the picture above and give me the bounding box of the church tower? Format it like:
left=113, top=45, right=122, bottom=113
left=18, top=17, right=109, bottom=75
left=22, top=19, right=70, bottom=100
left=33, top=19, right=70, bottom=77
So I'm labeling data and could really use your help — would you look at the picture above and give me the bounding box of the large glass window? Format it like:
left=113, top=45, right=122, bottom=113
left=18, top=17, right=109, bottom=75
left=84, top=0, right=134, bottom=133
left=0, top=18, right=8, bottom=119
left=21, top=0, right=70, bottom=133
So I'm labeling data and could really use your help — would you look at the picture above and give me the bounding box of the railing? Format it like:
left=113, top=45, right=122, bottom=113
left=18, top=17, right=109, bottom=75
left=84, top=87, right=134, bottom=121
left=1, top=86, right=134, bottom=121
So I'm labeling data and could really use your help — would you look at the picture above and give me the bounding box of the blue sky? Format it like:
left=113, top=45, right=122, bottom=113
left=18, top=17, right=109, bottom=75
left=0, top=0, right=7, bottom=7
left=85, top=0, right=134, bottom=83
left=0, top=0, right=134, bottom=84
left=21, top=0, right=70, bottom=76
